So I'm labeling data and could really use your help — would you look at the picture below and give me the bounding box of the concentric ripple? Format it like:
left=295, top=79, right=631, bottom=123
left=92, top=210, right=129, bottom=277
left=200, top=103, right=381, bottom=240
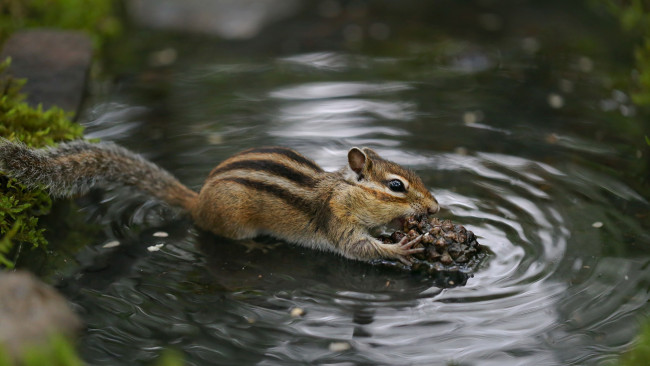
left=57, top=44, right=650, bottom=366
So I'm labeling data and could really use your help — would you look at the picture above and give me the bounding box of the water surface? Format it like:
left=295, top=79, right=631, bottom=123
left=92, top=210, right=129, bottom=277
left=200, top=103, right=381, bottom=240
left=39, top=2, right=650, bottom=365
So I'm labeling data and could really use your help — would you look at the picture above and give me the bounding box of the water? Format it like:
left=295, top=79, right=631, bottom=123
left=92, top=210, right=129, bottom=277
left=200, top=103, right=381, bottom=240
left=33, top=2, right=650, bottom=365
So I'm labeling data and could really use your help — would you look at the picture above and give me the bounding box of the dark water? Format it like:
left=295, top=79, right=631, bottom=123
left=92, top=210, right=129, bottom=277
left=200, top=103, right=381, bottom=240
left=36, top=2, right=650, bottom=365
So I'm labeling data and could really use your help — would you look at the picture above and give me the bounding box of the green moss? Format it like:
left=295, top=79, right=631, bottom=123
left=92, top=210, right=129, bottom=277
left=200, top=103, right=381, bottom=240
left=0, top=0, right=119, bottom=270
left=155, top=349, right=186, bottom=366
left=619, top=320, right=650, bottom=366
left=0, top=63, right=84, bottom=145
left=0, top=334, right=185, bottom=366
left=593, top=5, right=650, bottom=365
left=0, top=59, right=84, bottom=268
left=0, top=0, right=121, bottom=49
left=596, top=0, right=650, bottom=109
left=591, top=0, right=650, bottom=192
left=0, top=334, right=82, bottom=366
left=0, top=181, right=51, bottom=267
left=632, top=37, right=650, bottom=106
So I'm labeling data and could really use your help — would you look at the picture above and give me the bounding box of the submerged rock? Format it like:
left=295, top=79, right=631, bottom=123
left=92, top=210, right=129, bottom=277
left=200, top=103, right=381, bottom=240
left=377, top=215, right=488, bottom=274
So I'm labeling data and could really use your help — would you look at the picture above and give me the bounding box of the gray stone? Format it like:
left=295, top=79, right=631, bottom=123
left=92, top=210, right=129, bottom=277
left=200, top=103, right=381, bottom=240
left=0, top=271, right=81, bottom=361
left=127, top=0, right=300, bottom=40
left=0, top=29, right=93, bottom=117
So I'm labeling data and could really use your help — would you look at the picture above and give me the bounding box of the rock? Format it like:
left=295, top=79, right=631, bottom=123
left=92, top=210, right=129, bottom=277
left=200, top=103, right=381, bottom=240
left=0, top=29, right=93, bottom=117
left=0, top=271, right=81, bottom=360
left=127, top=0, right=300, bottom=40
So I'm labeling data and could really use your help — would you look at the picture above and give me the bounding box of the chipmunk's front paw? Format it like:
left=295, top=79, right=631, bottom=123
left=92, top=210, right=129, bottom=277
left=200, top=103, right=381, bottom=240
left=393, top=235, right=424, bottom=265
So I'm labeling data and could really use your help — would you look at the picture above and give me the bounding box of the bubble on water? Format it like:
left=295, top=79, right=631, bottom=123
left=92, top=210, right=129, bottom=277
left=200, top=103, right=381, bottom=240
left=612, top=90, right=628, bottom=103
left=592, top=221, right=603, bottom=228
left=578, top=56, right=594, bottom=72
left=600, top=99, right=618, bottom=112
left=153, top=231, right=169, bottom=238
left=620, top=104, right=635, bottom=117
left=572, top=258, right=583, bottom=271
left=522, top=37, right=540, bottom=54
left=548, top=93, right=564, bottom=109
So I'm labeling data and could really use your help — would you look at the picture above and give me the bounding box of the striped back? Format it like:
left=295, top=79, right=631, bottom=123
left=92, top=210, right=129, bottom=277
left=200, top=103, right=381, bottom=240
left=207, top=147, right=326, bottom=216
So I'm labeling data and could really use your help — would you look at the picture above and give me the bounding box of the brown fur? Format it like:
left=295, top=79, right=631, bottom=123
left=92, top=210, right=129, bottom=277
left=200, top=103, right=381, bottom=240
left=195, top=146, right=439, bottom=262
left=0, top=139, right=439, bottom=262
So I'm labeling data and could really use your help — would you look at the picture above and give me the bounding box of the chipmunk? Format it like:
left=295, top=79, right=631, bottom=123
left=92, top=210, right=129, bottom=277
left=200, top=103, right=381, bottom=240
left=0, top=139, right=439, bottom=264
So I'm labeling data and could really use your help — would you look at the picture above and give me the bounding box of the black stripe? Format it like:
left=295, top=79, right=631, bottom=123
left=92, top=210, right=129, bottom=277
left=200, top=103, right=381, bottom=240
left=219, top=177, right=314, bottom=214
left=210, top=159, right=316, bottom=186
left=238, top=147, right=323, bottom=173
left=313, top=187, right=335, bottom=235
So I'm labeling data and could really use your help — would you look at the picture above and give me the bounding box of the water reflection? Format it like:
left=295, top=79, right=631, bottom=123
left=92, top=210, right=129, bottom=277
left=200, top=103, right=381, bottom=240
left=553, top=257, right=650, bottom=365
left=275, top=99, right=414, bottom=122
left=82, top=103, right=147, bottom=141
left=279, top=52, right=363, bottom=71
left=69, top=72, right=650, bottom=365
left=68, top=113, right=596, bottom=365
left=271, top=99, right=410, bottom=136
left=47, top=3, right=650, bottom=365
left=269, top=81, right=412, bottom=100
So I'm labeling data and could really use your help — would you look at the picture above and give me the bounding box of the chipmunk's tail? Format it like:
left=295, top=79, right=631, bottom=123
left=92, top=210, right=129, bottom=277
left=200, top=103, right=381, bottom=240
left=0, top=139, right=198, bottom=212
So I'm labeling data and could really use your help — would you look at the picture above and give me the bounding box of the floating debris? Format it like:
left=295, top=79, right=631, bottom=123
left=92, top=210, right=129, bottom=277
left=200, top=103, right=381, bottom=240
left=147, top=244, right=164, bottom=252
left=463, top=110, right=484, bottom=125
left=522, top=37, right=540, bottom=54
left=290, top=307, right=305, bottom=317
left=329, top=341, right=351, bottom=352
left=152, top=231, right=169, bottom=238
left=102, top=240, right=120, bottom=249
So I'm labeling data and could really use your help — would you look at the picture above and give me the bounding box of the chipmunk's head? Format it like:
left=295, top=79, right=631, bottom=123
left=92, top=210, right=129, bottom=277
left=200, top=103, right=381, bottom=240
left=342, top=147, right=439, bottom=227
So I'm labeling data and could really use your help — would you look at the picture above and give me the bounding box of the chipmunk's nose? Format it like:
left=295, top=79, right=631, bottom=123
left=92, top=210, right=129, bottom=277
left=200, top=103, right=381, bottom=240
left=427, top=199, right=440, bottom=215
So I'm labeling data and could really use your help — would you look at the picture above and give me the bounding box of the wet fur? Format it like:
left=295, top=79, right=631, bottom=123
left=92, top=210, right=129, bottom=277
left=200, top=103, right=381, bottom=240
left=0, top=140, right=438, bottom=262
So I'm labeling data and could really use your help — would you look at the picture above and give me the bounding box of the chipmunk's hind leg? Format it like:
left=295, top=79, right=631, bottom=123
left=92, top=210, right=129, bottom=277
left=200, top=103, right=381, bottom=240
left=193, top=178, right=261, bottom=240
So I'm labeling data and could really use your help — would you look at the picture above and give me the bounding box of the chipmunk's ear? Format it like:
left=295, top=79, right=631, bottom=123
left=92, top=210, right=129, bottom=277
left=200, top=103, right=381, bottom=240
left=348, top=147, right=372, bottom=175
left=361, top=147, right=379, bottom=159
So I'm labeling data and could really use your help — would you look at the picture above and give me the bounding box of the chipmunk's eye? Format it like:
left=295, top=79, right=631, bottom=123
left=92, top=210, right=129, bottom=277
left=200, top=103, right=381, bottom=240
left=387, top=179, right=406, bottom=193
